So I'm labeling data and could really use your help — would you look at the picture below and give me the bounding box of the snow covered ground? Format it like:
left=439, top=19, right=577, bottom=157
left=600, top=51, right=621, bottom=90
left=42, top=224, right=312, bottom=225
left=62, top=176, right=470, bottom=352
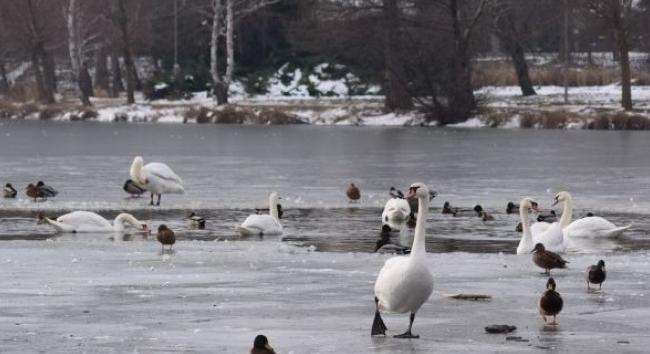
left=1, top=238, right=648, bottom=353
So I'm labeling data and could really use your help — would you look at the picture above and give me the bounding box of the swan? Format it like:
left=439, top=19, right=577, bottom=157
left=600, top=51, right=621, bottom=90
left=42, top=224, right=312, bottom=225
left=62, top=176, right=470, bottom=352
left=381, top=197, right=410, bottom=227
left=130, top=156, right=184, bottom=206
left=38, top=211, right=148, bottom=233
left=238, top=192, right=283, bottom=236
left=372, top=182, right=434, bottom=338
left=554, top=191, right=630, bottom=240
left=516, top=197, right=541, bottom=254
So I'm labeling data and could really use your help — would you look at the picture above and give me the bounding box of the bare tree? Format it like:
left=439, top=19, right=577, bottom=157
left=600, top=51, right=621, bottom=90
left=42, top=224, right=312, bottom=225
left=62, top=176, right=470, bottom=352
left=64, top=0, right=98, bottom=106
left=111, top=0, right=136, bottom=104
left=383, top=0, right=414, bottom=110
left=585, top=0, right=637, bottom=110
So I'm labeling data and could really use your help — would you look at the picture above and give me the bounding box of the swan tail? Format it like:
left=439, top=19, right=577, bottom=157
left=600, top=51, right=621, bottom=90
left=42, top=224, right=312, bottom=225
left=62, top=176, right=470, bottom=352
left=237, top=225, right=262, bottom=236
left=371, top=310, right=387, bottom=336
left=605, top=225, right=631, bottom=238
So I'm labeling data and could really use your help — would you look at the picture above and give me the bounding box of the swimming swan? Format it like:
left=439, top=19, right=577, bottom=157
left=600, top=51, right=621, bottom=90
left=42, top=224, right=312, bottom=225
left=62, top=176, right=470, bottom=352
left=554, top=191, right=630, bottom=240
left=238, top=192, right=283, bottom=236
left=38, top=211, right=148, bottom=233
left=372, top=182, right=434, bottom=338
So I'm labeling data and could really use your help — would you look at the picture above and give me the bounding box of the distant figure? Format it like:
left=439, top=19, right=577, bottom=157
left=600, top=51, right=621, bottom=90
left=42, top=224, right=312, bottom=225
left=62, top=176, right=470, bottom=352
left=506, top=201, right=519, bottom=214
left=123, top=179, right=146, bottom=197
left=36, top=181, right=58, bottom=198
left=389, top=186, right=404, bottom=199
left=347, top=183, right=360, bottom=202
left=3, top=183, right=17, bottom=198
left=188, top=212, right=206, bottom=229
left=474, top=205, right=494, bottom=221
left=539, top=278, right=563, bottom=326
left=251, top=334, right=275, bottom=354
left=157, top=224, right=176, bottom=252
left=532, top=243, right=568, bottom=275
left=586, top=260, right=606, bottom=291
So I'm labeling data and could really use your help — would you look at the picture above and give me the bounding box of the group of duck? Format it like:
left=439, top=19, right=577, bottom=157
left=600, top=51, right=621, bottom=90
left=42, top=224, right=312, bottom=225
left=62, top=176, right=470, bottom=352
left=347, top=182, right=625, bottom=338
left=4, top=181, right=58, bottom=201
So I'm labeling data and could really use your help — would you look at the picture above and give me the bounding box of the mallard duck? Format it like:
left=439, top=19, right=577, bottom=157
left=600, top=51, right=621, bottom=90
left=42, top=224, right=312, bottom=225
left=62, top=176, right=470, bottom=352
left=474, top=205, right=494, bottom=221
left=536, top=210, right=557, bottom=223
left=389, top=186, right=404, bottom=199
left=123, top=179, right=145, bottom=197
left=532, top=243, right=568, bottom=275
left=442, top=201, right=454, bottom=214
left=347, top=183, right=360, bottom=202
left=250, top=334, right=276, bottom=354
left=25, top=183, right=45, bottom=201
left=587, top=260, right=606, bottom=290
left=36, top=181, right=58, bottom=198
left=3, top=183, right=17, bottom=198
left=506, top=201, right=519, bottom=214
left=157, top=224, right=176, bottom=252
left=539, top=277, right=563, bottom=325
left=188, top=212, right=206, bottom=229
left=515, top=221, right=523, bottom=232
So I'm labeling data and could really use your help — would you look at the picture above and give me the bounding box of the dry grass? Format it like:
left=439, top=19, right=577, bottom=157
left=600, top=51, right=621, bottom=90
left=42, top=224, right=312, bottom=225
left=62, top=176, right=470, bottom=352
left=214, top=106, right=257, bottom=124
left=473, top=62, right=650, bottom=88
left=482, top=107, right=650, bottom=130
left=257, top=108, right=305, bottom=125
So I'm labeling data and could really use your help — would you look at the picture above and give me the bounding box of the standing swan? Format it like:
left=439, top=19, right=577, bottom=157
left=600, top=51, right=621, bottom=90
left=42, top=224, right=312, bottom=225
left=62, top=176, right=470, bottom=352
left=372, top=182, right=434, bottom=338
left=38, top=211, right=148, bottom=233
left=238, top=192, right=283, bottom=236
left=130, top=156, right=184, bottom=206
left=553, top=191, right=630, bottom=240
left=516, top=197, right=540, bottom=254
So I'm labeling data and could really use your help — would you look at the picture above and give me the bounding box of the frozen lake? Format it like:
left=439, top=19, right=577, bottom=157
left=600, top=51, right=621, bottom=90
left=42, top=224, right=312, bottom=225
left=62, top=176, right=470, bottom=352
left=1, top=121, right=650, bottom=352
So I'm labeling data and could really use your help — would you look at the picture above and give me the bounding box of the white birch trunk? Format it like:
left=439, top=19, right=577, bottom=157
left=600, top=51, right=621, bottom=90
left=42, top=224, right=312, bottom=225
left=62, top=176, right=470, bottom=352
left=225, top=0, right=234, bottom=87
left=66, top=0, right=80, bottom=82
left=210, top=0, right=222, bottom=97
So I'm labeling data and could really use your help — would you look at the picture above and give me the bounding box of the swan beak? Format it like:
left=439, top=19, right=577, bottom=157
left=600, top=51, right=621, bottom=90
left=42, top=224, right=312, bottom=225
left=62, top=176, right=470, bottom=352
left=406, top=189, right=416, bottom=199
left=552, top=200, right=559, bottom=207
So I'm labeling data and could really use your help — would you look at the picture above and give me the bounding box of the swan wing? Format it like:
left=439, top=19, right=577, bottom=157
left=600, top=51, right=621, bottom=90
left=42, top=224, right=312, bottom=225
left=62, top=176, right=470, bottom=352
left=143, top=163, right=184, bottom=194
left=530, top=222, right=551, bottom=236
left=564, top=217, right=629, bottom=238
left=144, top=163, right=183, bottom=184
left=374, top=257, right=433, bottom=313
left=238, top=215, right=282, bottom=235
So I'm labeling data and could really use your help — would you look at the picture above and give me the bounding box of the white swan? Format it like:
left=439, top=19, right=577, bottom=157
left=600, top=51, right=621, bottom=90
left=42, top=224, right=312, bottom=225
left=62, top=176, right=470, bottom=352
left=554, top=191, right=630, bottom=240
left=130, top=156, right=184, bottom=206
left=516, top=197, right=543, bottom=254
left=372, top=182, right=434, bottom=338
left=381, top=197, right=411, bottom=229
left=238, top=192, right=283, bottom=236
left=38, top=211, right=148, bottom=233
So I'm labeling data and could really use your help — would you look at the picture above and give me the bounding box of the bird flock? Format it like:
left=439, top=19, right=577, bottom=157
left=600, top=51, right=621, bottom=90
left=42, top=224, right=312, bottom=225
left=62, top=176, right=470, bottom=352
left=2, top=160, right=628, bottom=342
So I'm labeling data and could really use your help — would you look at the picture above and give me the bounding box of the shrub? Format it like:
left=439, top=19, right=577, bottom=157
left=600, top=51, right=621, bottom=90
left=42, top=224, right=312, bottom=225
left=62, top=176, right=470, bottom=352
left=258, top=108, right=305, bottom=125
left=214, top=106, right=256, bottom=124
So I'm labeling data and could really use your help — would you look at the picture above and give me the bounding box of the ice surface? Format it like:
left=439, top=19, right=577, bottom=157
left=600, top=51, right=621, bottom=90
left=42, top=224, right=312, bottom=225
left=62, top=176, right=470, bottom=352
left=0, top=239, right=649, bottom=353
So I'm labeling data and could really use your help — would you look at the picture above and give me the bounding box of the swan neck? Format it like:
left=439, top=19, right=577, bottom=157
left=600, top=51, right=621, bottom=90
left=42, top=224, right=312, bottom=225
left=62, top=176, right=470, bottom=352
left=130, top=159, right=145, bottom=185
left=518, top=206, right=533, bottom=251
left=559, top=196, right=573, bottom=229
left=269, top=196, right=279, bottom=219
left=410, top=195, right=429, bottom=257
left=114, top=213, right=137, bottom=232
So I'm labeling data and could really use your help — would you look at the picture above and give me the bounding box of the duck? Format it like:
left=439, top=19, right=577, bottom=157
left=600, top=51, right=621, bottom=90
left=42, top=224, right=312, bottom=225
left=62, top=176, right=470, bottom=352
left=38, top=211, right=148, bottom=233
left=130, top=156, right=184, bottom=206
left=255, top=203, right=283, bottom=219
left=539, top=277, right=563, bottom=326
left=444, top=202, right=481, bottom=217
left=123, top=179, right=145, bottom=197
left=238, top=192, right=283, bottom=236
left=347, top=183, right=360, bottom=202
left=532, top=243, right=568, bottom=275
left=389, top=186, right=404, bottom=199
left=537, top=210, right=557, bottom=223
left=188, top=212, right=206, bottom=229
left=36, top=181, right=58, bottom=198
left=506, top=201, right=519, bottom=214
left=554, top=191, right=630, bottom=240
left=3, top=183, right=17, bottom=198
left=586, top=259, right=606, bottom=290
left=474, top=205, right=494, bottom=221
left=250, top=334, right=276, bottom=354
left=442, top=201, right=454, bottom=214
left=25, top=183, right=43, bottom=201
left=157, top=224, right=176, bottom=252
left=372, top=182, right=434, bottom=339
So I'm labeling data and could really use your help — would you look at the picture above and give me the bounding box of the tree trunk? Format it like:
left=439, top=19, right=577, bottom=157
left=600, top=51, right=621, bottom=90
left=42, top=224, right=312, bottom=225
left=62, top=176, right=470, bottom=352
left=110, top=54, right=124, bottom=97
left=42, top=50, right=57, bottom=94
left=32, top=48, right=54, bottom=104
left=444, top=0, right=476, bottom=124
left=616, top=28, right=632, bottom=110
left=0, top=60, right=8, bottom=93
left=66, top=0, right=92, bottom=106
left=210, top=0, right=225, bottom=105
left=382, top=0, right=413, bottom=111
left=510, top=45, right=536, bottom=96
left=113, top=0, right=135, bottom=104
left=94, top=47, right=110, bottom=93
left=78, top=63, right=93, bottom=106
left=130, top=61, right=142, bottom=91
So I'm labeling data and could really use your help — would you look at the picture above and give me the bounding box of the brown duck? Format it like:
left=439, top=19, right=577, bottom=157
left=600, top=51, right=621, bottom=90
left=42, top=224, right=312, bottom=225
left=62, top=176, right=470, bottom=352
left=346, top=183, right=360, bottom=202
left=25, top=183, right=44, bottom=201
left=532, top=243, right=568, bottom=275
left=587, top=260, right=606, bottom=290
left=539, top=277, right=563, bottom=325
left=250, top=334, right=276, bottom=354
left=157, top=224, right=176, bottom=252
